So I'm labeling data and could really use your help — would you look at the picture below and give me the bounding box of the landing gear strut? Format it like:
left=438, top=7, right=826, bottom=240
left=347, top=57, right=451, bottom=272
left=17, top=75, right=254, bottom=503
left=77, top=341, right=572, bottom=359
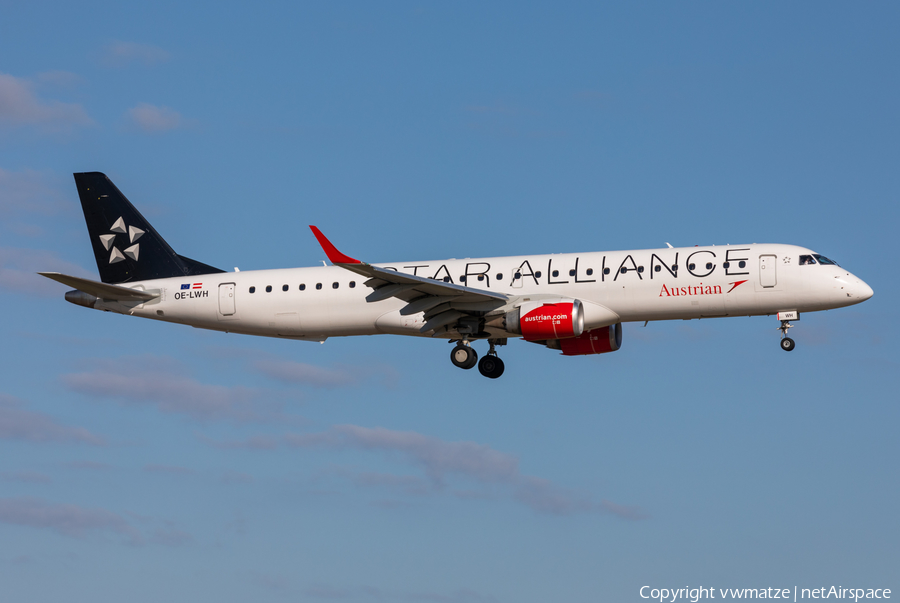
left=478, top=339, right=505, bottom=379
left=778, top=320, right=795, bottom=352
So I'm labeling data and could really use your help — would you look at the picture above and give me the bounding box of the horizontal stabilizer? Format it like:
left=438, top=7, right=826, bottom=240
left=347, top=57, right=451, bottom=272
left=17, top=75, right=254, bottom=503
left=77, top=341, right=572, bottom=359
left=38, top=272, right=158, bottom=301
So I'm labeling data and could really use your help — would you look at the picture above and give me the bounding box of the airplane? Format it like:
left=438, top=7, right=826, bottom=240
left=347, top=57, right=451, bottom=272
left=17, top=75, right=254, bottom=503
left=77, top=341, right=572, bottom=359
left=41, top=172, right=874, bottom=379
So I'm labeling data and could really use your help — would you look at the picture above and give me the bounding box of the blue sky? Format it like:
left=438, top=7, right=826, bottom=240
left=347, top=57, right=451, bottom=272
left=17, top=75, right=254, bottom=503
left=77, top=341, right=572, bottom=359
left=1, top=3, right=897, bottom=602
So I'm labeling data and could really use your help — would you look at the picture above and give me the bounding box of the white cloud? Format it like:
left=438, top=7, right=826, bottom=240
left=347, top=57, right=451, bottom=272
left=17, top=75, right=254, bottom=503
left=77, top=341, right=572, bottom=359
left=253, top=359, right=360, bottom=388
left=103, top=41, right=170, bottom=67
left=62, top=357, right=294, bottom=423
left=148, top=526, right=192, bottom=546
left=0, top=471, right=52, bottom=484
left=327, top=425, right=520, bottom=484
left=0, top=73, right=92, bottom=131
left=0, top=497, right=140, bottom=543
left=0, top=496, right=192, bottom=547
left=281, top=425, right=646, bottom=519
left=0, top=168, right=66, bottom=217
left=143, top=464, right=195, bottom=476
left=197, top=433, right=280, bottom=450
left=34, top=71, right=83, bottom=88
left=127, top=103, right=184, bottom=132
left=598, top=499, right=649, bottom=521
left=0, top=394, right=104, bottom=445
left=0, top=247, right=93, bottom=297
left=65, top=460, right=113, bottom=471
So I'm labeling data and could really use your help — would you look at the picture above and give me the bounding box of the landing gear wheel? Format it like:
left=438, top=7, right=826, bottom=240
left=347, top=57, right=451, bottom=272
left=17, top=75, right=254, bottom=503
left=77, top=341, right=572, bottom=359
left=478, top=355, right=505, bottom=379
left=780, top=337, right=795, bottom=352
left=451, top=344, right=478, bottom=369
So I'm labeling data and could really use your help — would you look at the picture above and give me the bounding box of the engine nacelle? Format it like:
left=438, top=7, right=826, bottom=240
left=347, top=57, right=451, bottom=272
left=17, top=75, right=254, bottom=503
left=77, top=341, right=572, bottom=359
left=506, top=300, right=584, bottom=341
left=549, top=323, right=622, bottom=356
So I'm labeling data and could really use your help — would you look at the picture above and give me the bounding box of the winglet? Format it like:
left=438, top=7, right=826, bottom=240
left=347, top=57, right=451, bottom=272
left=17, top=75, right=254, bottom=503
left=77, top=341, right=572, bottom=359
left=309, top=226, right=362, bottom=264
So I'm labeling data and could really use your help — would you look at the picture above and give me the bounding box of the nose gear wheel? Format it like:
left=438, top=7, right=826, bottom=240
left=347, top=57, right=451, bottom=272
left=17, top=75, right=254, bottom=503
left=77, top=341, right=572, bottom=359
left=778, top=320, right=796, bottom=351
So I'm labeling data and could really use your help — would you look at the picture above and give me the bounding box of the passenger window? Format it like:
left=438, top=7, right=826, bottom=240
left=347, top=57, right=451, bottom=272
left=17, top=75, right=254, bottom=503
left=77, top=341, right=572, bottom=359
left=688, top=264, right=695, bottom=271
left=603, top=268, right=610, bottom=275
left=332, top=282, right=339, bottom=289
left=723, top=262, right=730, bottom=269
left=349, top=281, right=356, bottom=288
left=443, top=276, right=450, bottom=282
left=496, top=273, right=503, bottom=280
left=266, top=285, right=272, bottom=293
left=282, top=284, right=288, bottom=292
left=249, top=286, right=256, bottom=293
left=637, top=266, right=644, bottom=273
left=299, top=284, right=306, bottom=291
left=620, top=267, right=628, bottom=274
left=552, top=270, right=559, bottom=277
left=514, top=272, right=521, bottom=279
left=477, top=275, right=484, bottom=281
left=706, top=262, right=713, bottom=270
left=586, top=268, right=593, bottom=276
left=738, top=261, right=746, bottom=269
left=535, top=271, right=542, bottom=278
left=672, top=265, right=678, bottom=271
left=460, top=276, right=467, bottom=282
left=569, top=269, right=575, bottom=277
left=316, top=283, right=322, bottom=290
left=654, top=265, right=661, bottom=272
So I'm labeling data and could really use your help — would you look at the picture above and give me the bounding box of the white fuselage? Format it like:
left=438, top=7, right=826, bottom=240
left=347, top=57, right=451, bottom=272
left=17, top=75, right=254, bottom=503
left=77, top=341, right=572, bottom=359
left=93, top=244, right=873, bottom=342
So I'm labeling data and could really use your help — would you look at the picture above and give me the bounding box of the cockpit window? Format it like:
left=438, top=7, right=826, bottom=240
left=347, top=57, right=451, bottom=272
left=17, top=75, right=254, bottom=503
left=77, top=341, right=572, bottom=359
left=799, top=255, right=817, bottom=265
left=812, top=254, right=839, bottom=266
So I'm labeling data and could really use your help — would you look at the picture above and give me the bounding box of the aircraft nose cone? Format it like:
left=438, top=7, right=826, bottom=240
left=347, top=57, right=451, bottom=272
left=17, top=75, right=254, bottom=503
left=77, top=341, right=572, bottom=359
left=858, top=279, right=874, bottom=301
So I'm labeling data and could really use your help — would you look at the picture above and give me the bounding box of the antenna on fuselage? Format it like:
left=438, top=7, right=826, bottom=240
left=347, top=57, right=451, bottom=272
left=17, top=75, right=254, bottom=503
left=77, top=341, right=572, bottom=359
left=665, top=242, right=673, bottom=248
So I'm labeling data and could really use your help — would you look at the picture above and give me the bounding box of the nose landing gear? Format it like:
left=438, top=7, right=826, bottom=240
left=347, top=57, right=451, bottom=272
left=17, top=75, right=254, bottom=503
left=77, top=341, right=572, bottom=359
left=450, top=338, right=506, bottom=377
left=778, top=320, right=795, bottom=352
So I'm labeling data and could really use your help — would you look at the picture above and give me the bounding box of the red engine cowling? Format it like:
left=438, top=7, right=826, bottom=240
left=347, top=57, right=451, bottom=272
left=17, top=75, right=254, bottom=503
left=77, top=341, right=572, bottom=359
left=509, top=300, right=584, bottom=341
left=558, top=323, right=622, bottom=356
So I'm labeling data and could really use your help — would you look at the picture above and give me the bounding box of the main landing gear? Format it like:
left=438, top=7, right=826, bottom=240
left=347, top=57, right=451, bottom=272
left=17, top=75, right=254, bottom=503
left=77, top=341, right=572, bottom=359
left=778, top=320, right=796, bottom=352
left=450, top=342, right=478, bottom=369
left=450, top=339, right=506, bottom=378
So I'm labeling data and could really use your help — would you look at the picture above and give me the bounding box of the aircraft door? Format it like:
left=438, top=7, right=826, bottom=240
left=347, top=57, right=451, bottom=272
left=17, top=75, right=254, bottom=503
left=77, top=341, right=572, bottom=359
left=511, top=268, right=524, bottom=288
left=759, top=255, right=777, bottom=288
left=218, top=283, right=236, bottom=316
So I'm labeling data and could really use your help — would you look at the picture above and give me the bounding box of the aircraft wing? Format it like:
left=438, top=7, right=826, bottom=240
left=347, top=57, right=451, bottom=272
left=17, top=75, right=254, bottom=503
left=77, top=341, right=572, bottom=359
left=309, top=227, right=510, bottom=333
left=39, top=272, right=158, bottom=302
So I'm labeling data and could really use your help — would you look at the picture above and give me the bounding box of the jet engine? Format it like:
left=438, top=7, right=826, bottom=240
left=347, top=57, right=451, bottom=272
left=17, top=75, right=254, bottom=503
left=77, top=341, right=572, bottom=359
left=544, top=323, right=623, bottom=356
left=504, top=300, right=584, bottom=341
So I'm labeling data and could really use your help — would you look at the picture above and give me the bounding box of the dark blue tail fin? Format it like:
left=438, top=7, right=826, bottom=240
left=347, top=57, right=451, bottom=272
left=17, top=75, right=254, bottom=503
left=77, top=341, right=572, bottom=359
left=74, top=172, right=224, bottom=284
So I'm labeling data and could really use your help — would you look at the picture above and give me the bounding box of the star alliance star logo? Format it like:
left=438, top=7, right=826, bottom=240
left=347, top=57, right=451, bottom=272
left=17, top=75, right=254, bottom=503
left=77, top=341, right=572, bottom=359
left=98, top=216, right=145, bottom=264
